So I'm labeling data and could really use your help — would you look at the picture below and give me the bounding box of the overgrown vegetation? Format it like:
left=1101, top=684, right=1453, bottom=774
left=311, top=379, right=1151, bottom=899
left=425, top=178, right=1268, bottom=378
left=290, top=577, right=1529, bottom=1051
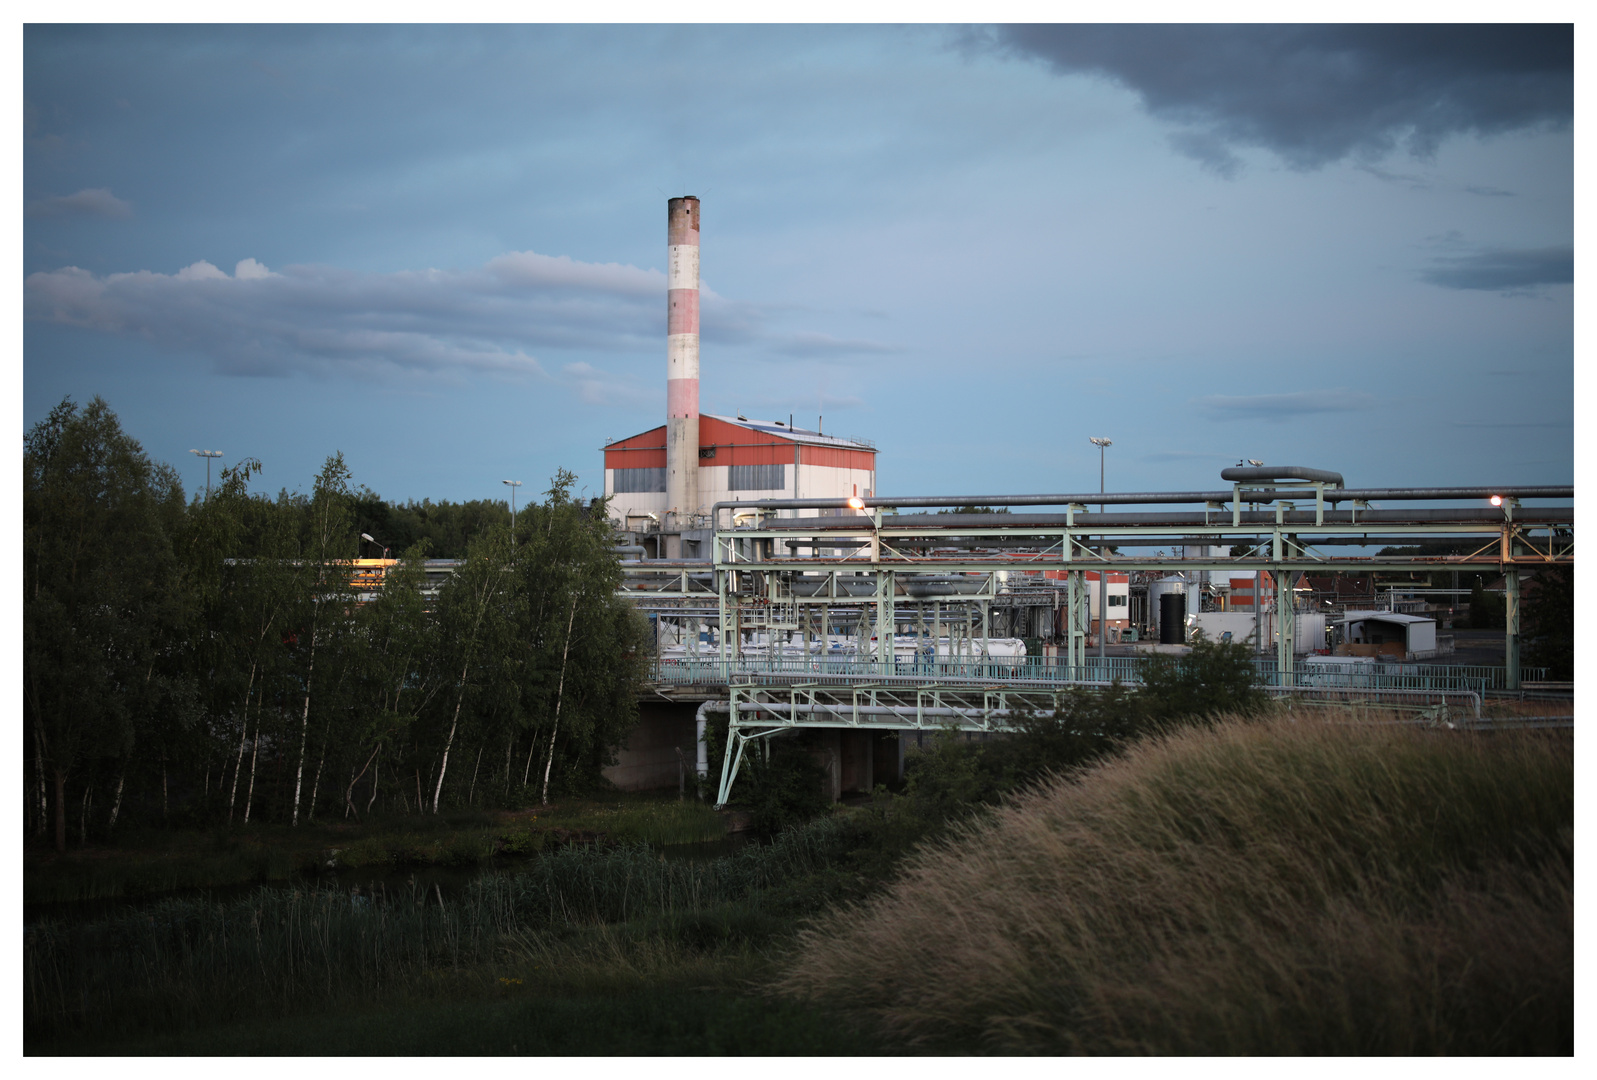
left=24, top=397, right=650, bottom=852
left=775, top=714, right=1573, bottom=1055
left=1523, top=566, right=1573, bottom=679
left=884, top=634, right=1269, bottom=838
left=25, top=814, right=886, bottom=1054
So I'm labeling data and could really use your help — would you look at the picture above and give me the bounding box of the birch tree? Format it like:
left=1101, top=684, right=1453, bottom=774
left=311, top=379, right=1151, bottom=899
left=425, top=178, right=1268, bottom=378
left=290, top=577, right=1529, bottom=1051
left=430, top=526, right=515, bottom=812
left=289, top=455, right=356, bottom=826
left=23, top=398, right=188, bottom=850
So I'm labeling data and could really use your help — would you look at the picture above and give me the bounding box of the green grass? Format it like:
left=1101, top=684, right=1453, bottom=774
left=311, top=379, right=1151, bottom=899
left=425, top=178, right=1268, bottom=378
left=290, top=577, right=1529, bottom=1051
left=776, top=712, right=1573, bottom=1055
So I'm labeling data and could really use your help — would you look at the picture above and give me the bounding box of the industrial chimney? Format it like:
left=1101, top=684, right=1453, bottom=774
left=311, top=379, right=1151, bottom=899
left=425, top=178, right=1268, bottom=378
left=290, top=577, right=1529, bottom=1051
left=665, top=196, right=700, bottom=527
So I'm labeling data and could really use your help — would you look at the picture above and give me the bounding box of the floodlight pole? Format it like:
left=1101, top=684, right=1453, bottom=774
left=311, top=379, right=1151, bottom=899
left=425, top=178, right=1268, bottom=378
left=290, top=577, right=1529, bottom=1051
left=1087, top=437, right=1113, bottom=662
left=189, top=449, right=223, bottom=497
left=502, top=480, right=523, bottom=534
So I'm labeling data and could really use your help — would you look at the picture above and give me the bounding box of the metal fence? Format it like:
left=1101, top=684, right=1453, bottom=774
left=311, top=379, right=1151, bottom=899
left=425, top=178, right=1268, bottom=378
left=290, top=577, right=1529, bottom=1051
left=652, top=654, right=1545, bottom=694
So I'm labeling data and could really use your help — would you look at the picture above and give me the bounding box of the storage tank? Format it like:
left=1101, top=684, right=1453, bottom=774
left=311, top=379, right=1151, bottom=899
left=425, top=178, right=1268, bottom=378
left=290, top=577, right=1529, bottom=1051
left=1158, top=593, right=1186, bottom=644
left=1147, top=575, right=1186, bottom=635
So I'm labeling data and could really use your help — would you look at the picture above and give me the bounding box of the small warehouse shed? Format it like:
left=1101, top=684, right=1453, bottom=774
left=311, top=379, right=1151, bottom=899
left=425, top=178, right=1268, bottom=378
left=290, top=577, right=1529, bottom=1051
left=1333, top=611, right=1437, bottom=660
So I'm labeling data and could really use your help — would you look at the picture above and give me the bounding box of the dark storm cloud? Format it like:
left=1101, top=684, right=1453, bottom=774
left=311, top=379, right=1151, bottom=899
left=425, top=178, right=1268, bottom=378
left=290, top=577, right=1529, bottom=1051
left=993, top=24, right=1572, bottom=172
left=1196, top=389, right=1376, bottom=420
left=1420, top=245, right=1573, bottom=292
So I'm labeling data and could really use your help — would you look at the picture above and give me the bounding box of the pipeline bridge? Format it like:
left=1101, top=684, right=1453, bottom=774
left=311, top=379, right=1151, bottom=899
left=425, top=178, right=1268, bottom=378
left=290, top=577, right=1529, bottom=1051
left=610, top=467, right=1573, bottom=805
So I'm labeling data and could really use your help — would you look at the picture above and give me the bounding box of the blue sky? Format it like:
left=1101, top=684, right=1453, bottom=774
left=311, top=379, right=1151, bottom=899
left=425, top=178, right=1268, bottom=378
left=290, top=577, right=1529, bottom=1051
left=22, top=21, right=1574, bottom=507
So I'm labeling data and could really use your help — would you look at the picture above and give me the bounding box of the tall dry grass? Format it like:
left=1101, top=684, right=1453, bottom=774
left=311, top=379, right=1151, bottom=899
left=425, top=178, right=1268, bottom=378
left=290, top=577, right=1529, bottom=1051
left=774, top=711, right=1572, bottom=1054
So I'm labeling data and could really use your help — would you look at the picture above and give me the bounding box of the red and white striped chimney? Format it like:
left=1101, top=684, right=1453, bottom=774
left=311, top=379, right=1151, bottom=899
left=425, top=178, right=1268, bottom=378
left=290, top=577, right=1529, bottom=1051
left=666, top=196, right=700, bottom=525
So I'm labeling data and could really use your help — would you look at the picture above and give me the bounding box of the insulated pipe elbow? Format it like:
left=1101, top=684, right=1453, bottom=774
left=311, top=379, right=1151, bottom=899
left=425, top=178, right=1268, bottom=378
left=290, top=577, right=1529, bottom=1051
left=695, top=700, right=728, bottom=793
left=1220, top=466, right=1345, bottom=487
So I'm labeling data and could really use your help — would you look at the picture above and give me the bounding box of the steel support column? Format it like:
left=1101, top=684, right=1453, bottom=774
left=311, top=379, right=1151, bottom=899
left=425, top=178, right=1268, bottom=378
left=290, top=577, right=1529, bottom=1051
left=1275, top=569, right=1294, bottom=682
left=1505, top=569, right=1521, bottom=691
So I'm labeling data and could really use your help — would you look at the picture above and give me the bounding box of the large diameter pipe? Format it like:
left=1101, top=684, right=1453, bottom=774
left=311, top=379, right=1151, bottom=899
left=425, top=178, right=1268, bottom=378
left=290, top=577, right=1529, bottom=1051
left=711, top=485, right=1572, bottom=524
left=666, top=197, right=701, bottom=528
left=745, top=506, right=1571, bottom=531
left=1221, top=465, right=1345, bottom=486
left=695, top=700, right=727, bottom=793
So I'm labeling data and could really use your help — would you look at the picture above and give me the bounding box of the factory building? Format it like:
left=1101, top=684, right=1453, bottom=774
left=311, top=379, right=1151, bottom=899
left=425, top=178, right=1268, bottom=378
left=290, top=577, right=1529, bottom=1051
left=603, top=196, right=877, bottom=557
left=605, top=415, right=875, bottom=532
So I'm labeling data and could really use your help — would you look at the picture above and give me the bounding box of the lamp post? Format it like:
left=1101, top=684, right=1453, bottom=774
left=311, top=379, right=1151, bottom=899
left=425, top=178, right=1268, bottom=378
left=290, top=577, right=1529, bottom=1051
left=360, top=532, right=389, bottom=558
left=189, top=449, right=223, bottom=497
left=1087, top=437, right=1112, bottom=660
left=1088, top=437, right=1112, bottom=505
left=502, top=480, right=523, bottom=534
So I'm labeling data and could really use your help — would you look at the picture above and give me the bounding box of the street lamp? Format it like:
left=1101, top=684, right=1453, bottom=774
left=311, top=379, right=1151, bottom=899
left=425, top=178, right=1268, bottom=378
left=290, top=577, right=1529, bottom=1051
left=360, top=532, right=389, bottom=558
left=189, top=449, right=223, bottom=497
left=1087, top=437, right=1113, bottom=659
left=502, top=480, right=523, bottom=534
left=1088, top=437, right=1112, bottom=509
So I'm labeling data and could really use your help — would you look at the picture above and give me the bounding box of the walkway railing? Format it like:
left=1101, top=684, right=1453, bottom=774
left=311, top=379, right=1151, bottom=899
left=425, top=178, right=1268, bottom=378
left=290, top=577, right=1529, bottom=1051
left=652, top=655, right=1544, bottom=694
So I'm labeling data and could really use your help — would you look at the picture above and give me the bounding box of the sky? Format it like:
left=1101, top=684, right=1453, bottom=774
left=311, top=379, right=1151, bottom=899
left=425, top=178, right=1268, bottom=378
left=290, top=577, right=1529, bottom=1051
left=21, top=18, right=1576, bottom=508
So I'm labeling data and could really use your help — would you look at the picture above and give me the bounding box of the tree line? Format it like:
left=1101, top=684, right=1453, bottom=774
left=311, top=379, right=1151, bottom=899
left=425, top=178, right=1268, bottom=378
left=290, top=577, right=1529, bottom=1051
left=24, top=397, right=650, bottom=852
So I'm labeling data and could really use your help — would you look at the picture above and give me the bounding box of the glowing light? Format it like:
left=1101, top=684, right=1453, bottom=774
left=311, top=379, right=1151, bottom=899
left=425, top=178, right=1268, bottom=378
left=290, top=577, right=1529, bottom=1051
left=847, top=496, right=865, bottom=510
left=1490, top=495, right=1504, bottom=507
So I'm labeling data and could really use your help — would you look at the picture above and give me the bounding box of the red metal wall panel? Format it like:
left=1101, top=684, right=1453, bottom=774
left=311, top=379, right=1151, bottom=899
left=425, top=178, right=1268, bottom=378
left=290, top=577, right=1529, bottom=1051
left=799, top=445, right=876, bottom=471
left=698, top=416, right=794, bottom=467
left=610, top=417, right=878, bottom=472
left=604, top=426, right=667, bottom=470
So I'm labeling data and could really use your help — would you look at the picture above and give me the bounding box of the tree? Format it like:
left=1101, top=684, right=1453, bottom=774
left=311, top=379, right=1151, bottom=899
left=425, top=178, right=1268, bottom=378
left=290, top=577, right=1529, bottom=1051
left=344, top=542, right=443, bottom=818
left=1469, top=583, right=1506, bottom=629
left=429, top=525, right=516, bottom=812
left=511, top=472, right=649, bottom=804
left=286, top=454, right=357, bottom=826
left=1137, top=633, right=1267, bottom=724
left=1522, top=567, right=1573, bottom=680
left=24, top=398, right=189, bottom=850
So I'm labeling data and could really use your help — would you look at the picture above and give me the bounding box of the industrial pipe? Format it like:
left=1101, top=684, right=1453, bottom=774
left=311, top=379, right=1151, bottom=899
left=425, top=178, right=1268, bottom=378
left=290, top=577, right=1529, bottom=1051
left=694, top=700, right=726, bottom=792
left=711, top=485, right=1571, bottom=525
left=742, top=506, right=1571, bottom=531
left=1221, top=465, right=1345, bottom=486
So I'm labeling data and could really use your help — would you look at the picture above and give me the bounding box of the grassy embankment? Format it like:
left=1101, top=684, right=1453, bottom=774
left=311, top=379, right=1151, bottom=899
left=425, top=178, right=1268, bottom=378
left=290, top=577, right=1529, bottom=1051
left=27, top=708, right=1573, bottom=1055
left=776, top=712, right=1573, bottom=1055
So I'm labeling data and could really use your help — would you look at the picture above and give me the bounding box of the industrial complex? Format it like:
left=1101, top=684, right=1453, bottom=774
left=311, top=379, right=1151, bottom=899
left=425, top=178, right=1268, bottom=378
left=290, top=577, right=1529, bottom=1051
left=348, top=198, right=1574, bottom=803
left=590, top=197, right=1574, bottom=804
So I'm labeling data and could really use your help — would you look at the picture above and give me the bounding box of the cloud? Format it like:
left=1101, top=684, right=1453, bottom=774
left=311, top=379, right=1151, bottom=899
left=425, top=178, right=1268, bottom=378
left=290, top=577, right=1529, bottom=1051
left=23, top=250, right=680, bottom=382
left=993, top=25, right=1572, bottom=172
left=770, top=332, right=902, bottom=359
left=26, top=187, right=133, bottom=218
left=1196, top=389, right=1376, bottom=420
left=1420, top=245, right=1572, bottom=292
left=558, top=361, right=655, bottom=408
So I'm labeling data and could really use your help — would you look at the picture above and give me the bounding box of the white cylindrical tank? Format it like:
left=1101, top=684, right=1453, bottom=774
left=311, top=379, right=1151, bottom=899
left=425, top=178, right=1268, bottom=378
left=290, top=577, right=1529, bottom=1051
left=1148, top=575, right=1186, bottom=632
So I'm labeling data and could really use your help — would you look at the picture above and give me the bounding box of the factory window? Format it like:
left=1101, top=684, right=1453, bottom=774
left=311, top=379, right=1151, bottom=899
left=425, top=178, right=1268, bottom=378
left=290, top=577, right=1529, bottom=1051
left=613, top=467, right=666, bottom=493
left=1108, top=594, right=1127, bottom=607
left=729, top=463, right=785, bottom=491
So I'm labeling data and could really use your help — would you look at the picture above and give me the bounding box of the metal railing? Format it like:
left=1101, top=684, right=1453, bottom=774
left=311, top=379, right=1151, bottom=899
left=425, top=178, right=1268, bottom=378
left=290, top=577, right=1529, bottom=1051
left=652, top=655, right=1545, bottom=694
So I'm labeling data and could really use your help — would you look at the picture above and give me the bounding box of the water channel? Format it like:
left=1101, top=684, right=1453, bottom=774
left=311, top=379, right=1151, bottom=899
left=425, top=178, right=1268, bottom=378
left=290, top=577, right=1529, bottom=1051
left=25, top=832, right=751, bottom=928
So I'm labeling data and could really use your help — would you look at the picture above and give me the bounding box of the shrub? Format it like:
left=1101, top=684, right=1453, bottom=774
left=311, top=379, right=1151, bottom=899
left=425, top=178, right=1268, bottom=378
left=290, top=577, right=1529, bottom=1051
left=774, top=714, right=1572, bottom=1055
left=1136, top=633, right=1267, bottom=723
